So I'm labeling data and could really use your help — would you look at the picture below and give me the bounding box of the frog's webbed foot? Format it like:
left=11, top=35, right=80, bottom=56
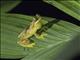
left=35, top=33, right=47, bottom=40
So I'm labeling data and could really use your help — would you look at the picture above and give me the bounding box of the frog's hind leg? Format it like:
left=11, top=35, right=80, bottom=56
left=34, top=33, right=47, bottom=40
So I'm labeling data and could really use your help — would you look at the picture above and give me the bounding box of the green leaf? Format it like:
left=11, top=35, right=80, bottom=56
left=55, top=34, right=80, bottom=60
left=44, top=0, right=80, bottom=21
left=1, top=0, right=21, bottom=13
left=1, top=13, right=80, bottom=60
left=1, top=1, right=80, bottom=60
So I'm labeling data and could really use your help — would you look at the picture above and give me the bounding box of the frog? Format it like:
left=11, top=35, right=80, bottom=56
left=17, top=14, right=47, bottom=48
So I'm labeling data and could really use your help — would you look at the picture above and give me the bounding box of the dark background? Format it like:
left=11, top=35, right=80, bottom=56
left=9, top=0, right=80, bottom=26
left=1, top=0, right=80, bottom=60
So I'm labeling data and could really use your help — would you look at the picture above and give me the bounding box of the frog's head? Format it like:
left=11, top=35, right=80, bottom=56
left=17, top=39, right=36, bottom=48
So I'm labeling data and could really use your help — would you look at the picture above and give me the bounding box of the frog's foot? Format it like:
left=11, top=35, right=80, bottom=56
left=26, top=43, right=36, bottom=48
left=35, top=33, right=47, bottom=40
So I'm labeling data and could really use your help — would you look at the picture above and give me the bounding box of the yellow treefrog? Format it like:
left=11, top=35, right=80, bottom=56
left=17, top=14, right=46, bottom=48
